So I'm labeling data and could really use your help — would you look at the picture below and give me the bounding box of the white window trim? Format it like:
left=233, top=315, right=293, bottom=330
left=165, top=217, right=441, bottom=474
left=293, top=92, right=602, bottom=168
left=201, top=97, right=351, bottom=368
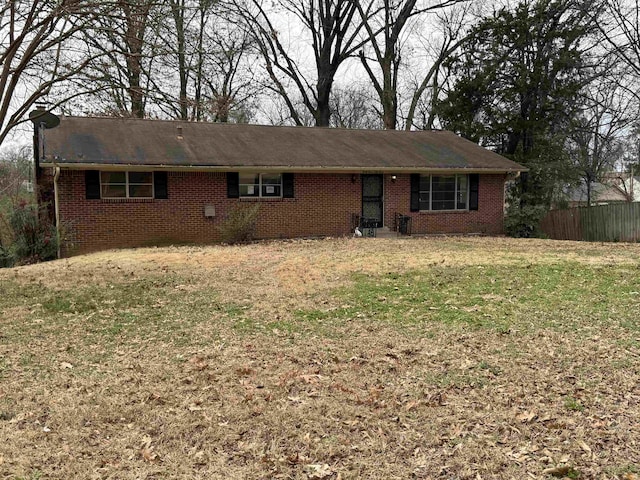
left=100, top=171, right=154, bottom=199
left=240, top=173, right=283, bottom=198
left=419, top=174, right=469, bottom=212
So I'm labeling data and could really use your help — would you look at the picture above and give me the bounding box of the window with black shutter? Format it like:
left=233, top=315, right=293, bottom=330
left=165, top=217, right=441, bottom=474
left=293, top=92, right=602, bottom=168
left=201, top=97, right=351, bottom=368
left=413, top=174, right=474, bottom=211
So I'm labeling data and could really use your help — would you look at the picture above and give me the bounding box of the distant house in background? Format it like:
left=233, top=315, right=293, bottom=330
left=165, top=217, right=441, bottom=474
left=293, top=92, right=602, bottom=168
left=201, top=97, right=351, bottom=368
left=612, top=174, right=640, bottom=202
left=33, top=114, right=525, bottom=256
left=566, top=173, right=640, bottom=208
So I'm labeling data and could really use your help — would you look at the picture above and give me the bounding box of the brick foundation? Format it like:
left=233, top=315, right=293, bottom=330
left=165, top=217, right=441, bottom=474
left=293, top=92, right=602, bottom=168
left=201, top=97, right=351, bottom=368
left=51, top=170, right=506, bottom=255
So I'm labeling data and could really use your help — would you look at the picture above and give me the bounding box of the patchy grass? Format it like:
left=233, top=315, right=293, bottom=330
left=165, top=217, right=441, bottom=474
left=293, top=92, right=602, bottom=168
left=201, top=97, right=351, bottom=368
left=0, top=237, right=639, bottom=479
left=297, top=262, right=640, bottom=334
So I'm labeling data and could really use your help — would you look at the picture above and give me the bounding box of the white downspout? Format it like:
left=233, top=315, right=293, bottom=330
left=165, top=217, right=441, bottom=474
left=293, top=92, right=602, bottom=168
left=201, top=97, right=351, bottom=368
left=53, top=165, right=61, bottom=259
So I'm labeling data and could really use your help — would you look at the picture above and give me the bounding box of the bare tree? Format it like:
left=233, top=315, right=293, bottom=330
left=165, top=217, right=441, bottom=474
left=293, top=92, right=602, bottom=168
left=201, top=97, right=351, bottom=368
left=201, top=25, right=259, bottom=122
left=622, top=123, right=640, bottom=174
left=0, top=0, right=101, bottom=145
left=330, top=84, right=381, bottom=128
left=77, top=0, right=261, bottom=122
left=192, top=0, right=217, bottom=120
left=0, top=145, right=33, bottom=201
left=161, top=0, right=190, bottom=119
left=81, top=0, right=159, bottom=118
left=160, top=1, right=260, bottom=122
left=568, top=80, right=635, bottom=206
left=233, top=0, right=372, bottom=127
left=598, top=0, right=640, bottom=82
left=404, top=2, right=472, bottom=130
left=355, top=0, right=465, bottom=130
left=259, top=94, right=315, bottom=126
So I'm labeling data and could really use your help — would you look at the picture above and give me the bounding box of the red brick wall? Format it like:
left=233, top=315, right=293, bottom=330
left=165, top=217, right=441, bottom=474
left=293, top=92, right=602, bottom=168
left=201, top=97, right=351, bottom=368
left=384, top=174, right=506, bottom=235
left=54, top=170, right=506, bottom=255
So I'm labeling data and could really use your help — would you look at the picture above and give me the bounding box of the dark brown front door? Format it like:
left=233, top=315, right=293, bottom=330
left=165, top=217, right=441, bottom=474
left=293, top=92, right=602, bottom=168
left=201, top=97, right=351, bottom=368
left=362, top=174, right=384, bottom=228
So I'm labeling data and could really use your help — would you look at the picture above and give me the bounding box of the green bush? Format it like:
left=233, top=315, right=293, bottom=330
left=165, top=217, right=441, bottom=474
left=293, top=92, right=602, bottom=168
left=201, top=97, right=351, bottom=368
left=217, top=203, right=260, bottom=244
left=0, top=202, right=58, bottom=267
left=0, top=242, right=11, bottom=268
left=504, top=202, right=548, bottom=238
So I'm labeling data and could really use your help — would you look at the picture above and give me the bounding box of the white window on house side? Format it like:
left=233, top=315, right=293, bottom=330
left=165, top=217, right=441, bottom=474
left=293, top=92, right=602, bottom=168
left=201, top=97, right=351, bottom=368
left=419, top=174, right=469, bottom=211
left=239, top=173, right=282, bottom=198
left=100, top=171, right=153, bottom=199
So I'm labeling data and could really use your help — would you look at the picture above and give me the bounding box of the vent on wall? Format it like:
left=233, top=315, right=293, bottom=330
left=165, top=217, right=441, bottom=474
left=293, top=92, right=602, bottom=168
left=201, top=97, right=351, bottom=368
left=204, top=205, right=216, bottom=217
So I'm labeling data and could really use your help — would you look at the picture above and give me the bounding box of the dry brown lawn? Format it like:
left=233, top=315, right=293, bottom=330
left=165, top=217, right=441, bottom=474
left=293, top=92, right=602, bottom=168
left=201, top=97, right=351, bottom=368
left=0, top=236, right=639, bottom=479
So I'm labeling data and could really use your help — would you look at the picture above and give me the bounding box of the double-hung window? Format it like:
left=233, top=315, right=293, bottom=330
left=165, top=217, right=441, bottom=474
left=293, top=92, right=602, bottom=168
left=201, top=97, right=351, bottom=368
left=419, top=174, right=469, bottom=211
left=100, top=171, right=154, bottom=199
left=239, top=173, right=283, bottom=198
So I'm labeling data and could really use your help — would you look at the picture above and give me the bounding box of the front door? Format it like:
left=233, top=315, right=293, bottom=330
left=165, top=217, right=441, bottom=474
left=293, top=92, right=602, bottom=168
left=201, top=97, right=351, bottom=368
left=362, top=174, right=384, bottom=228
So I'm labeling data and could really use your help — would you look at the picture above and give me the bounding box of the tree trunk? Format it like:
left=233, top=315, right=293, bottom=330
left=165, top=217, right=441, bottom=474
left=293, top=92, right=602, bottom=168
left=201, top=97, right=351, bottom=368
left=128, top=71, right=145, bottom=118
left=315, top=72, right=333, bottom=127
left=122, top=3, right=146, bottom=118
left=381, top=53, right=397, bottom=130
left=194, top=7, right=206, bottom=121
left=119, top=0, right=151, bottom=118
left=215, top=93, right=231, bottom=123
left=381, top=92, right=396, bottom=129
left=170, top=0, right=188, bottom=120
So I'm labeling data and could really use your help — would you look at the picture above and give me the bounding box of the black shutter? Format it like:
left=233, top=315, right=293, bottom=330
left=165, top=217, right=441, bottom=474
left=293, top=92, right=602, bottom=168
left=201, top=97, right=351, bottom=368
left=227, top=172, right=239, bottom=198
left=282, top=173, right=294, bottom=198
left=154, top=171, right=168, bottom=199
left=469, top=174, right=479, bottom=211
left=85, top=170, right=100, bottom=199
left=410, top=174, right=420, bottom=212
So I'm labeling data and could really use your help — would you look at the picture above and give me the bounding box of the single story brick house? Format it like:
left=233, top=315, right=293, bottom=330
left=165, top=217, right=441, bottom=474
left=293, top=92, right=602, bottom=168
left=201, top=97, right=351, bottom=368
left=33, top=115, right=525, bottom=255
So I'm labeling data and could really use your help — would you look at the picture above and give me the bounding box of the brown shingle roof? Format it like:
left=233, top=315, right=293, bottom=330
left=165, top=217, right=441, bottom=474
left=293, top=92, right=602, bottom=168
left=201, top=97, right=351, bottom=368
left=41, top=116, right=525, bottom=172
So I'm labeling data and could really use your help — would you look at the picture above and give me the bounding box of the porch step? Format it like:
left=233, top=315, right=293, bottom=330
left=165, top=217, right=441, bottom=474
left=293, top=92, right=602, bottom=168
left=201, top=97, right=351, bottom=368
left=375, top=227, right=399, bottom=238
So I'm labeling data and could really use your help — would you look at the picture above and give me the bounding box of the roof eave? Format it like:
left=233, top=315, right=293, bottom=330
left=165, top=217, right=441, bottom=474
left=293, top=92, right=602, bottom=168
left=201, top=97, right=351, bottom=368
left=39, top=161, right=527, bottom=174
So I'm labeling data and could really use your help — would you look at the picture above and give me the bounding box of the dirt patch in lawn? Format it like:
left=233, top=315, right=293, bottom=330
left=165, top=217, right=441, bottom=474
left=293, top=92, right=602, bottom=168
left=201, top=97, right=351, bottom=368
left=1, top=237, right=639, bottom=479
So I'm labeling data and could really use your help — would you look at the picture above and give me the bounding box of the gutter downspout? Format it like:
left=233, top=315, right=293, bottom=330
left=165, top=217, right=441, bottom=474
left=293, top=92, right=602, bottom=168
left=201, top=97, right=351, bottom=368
left=53, top=165, right=61, bottom=259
